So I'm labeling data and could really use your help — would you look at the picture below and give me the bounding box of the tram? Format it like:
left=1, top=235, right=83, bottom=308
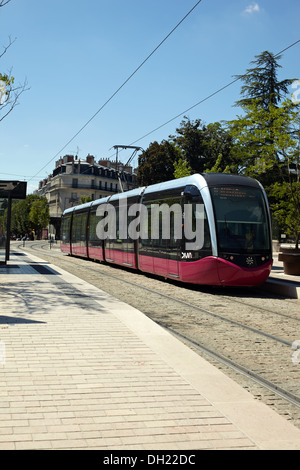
left=60, top=173, right=273, bottom=286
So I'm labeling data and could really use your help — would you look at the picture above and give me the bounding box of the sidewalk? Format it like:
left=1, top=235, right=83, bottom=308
left=1, top=250, right=300, bottom=450
left=264, top=253, right=300, bottom=299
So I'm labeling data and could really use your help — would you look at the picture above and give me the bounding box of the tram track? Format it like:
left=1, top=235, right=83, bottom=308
left=16, top=242, right=300, bottom=322
left=13, top=241, right=300, bottom=428
left=159, top=325, right=300, bottom=408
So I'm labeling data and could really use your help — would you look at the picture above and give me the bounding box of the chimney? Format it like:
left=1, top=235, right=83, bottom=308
left=86, top=154, right=95, bottom=165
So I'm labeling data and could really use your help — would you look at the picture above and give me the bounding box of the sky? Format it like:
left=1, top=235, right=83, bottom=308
left=0, top=0, right=300, bottom=193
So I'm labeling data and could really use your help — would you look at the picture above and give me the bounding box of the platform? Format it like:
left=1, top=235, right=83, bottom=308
left=264, top=253, right=300, bottom=299
left=1, top=250, right=300, bottom=451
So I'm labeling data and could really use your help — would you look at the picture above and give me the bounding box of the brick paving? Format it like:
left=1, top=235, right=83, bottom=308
left=1, top=252, right=300, bottom=450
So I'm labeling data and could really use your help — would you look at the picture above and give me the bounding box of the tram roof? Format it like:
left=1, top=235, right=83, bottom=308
left=62, top=173, right=262, bottom=216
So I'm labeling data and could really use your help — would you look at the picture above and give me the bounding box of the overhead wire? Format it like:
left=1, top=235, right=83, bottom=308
left=103, top=38, right=300, bottom=166
left=5, top=38, right=299, bottom=180
left=3, top=37, right=299, bottom=181
left=127, top=39, right=300, bottom=148
left=12, top=27, right=300, bottom=181
left=28, top=0, right=204, bottom=182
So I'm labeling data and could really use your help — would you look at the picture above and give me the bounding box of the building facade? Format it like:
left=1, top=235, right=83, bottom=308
left=36, top=154, right=137, bottom=238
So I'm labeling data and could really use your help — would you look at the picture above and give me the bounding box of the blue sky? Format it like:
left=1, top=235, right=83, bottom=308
left=0, top=0, right=299, bottom=193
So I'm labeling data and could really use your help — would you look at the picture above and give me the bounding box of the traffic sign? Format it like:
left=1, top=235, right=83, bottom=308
left=0, top=181, right=27, bottom=199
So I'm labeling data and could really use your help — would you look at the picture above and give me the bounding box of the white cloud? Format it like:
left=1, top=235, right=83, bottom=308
left=244, top=3, right=260, bottom=14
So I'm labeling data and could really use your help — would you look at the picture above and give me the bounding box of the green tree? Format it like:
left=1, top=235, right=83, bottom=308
left=228, top=50, right=300, bottom=245
left=234, top=51, right=294, bottom=110
left=9, top=195, right=49, bottom=238
left=270, top=181, right=300, bottom=248
left=173, top=158, right=192, bottom=178
left=204, top=154, right=231, bottom=174
left=169, top=118, right=206, bottom=172
left=229, top=100, right=299, bottom=178
left=229, top=50, right=298, bottom=181
left=80, top=195, right=92, bottom=204
left=10, top=198, right=32, bottom=235
left=29, top=197, right=50, bottom=237
left=137, top=140, right=180, bottom=186
left=170, top=117, right=236, bottom=173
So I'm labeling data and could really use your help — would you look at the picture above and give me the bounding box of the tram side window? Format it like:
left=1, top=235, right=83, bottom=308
left=72, top=213, right=87, bottom=244
left=104, top=201, right=120, bottom=250
left=125, top=197, right=139, bottom=253
left=89, top=203, right=111, bottom=245
left=61, top=214, right=71, bottom=243
left=140, top=195, right=183, bottom=259
left=89, top=209, right=98, bottom=243
left=140, top=190, right=212, bottom=259
left=183, top=197, right=212, bottom=258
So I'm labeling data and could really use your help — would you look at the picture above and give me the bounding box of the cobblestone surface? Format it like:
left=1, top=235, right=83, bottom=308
left=14, top=242, right=300, bottom=430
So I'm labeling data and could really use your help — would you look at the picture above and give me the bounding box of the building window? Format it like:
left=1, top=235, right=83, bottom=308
left=72, top=178, right=78, bottom=188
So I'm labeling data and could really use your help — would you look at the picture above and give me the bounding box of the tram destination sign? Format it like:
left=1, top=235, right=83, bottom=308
left=0, top=181, right=27, bottom=199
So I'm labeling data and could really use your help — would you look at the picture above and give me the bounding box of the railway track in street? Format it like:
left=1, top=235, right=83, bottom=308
left=13, top=240, right=300, bottom=429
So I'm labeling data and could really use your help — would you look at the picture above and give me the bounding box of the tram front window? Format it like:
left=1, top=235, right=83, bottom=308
left=210, top=185, right=271, bottom=253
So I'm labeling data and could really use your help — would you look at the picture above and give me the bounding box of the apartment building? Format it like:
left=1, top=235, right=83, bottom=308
left=36, top=154, right=137, bottom=238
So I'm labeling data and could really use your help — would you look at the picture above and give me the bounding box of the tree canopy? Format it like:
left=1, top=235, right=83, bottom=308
left=137, top=140, right=180, bottom=186
left=9, top=195, right=50, bottom=238
left=233, top=51, right=295, bottom=110
left=136, top=50, right=299, bottom=244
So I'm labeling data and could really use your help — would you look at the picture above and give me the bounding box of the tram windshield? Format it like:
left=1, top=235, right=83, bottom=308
left=210, top=185, right=271, bottom=253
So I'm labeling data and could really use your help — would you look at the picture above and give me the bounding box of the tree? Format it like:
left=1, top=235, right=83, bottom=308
left=234, top=51, right=294, bottom=110
left=29, top=197, right=50, bottom=238
left=270, top=181, right=300, bottom=248
left=204, top=153, right=231, bottom=174
left=228, top=50, right=300, bottom=245
left=80, top=195, right=92, bottom=204
left=169, top=117, right=206, bottom=172
left=9, top=195, right=49, bottom=238
left=229, top=100, right=298, bottom=177
left=10, top=198, right=32, bottom=236
left=0, top=1, right=28, bottom=122
left=173, top=158, right=192, bottom=178
left=170, top=117, right=236, bottom=173
left=137, top=140, right=180, bottom=186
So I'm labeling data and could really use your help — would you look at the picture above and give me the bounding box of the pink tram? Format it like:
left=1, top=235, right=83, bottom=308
left=60, top=173, right=273, bottom=287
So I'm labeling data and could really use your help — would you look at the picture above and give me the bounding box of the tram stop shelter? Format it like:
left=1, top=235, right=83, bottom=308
left=0, top=181, right=27, bottom=264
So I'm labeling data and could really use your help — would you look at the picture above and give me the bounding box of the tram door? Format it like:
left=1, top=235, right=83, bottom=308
left=105, top=198, right=138, bottom=269
left=143, top=193, right=181, bottom=279
left=167, top=203, right=181, bottom=279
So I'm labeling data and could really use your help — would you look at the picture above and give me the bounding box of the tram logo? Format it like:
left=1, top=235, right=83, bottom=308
left=246, top=256, right=254, bottom=266
left=95, top=197, right=205, bottom=251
